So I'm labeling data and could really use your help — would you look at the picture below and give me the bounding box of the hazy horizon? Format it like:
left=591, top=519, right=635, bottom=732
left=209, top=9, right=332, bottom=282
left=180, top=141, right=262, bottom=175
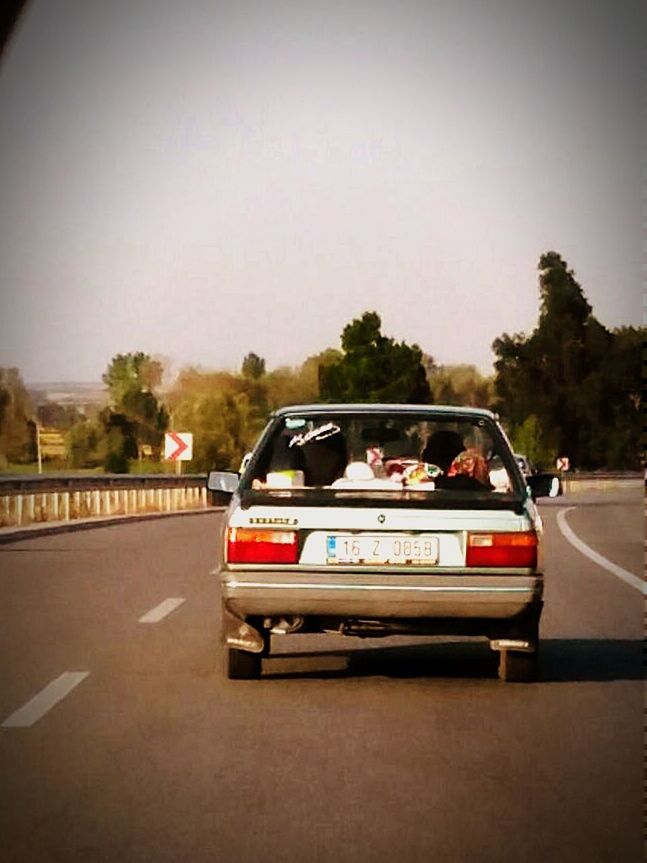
left=0, top=0, right=641, bottom=384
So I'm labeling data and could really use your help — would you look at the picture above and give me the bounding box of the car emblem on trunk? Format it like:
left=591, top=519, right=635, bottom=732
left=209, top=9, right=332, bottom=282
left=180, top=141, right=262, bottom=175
left=249, top=516, right=298, bottom=525
left=378, top=514, right=386, bottom=524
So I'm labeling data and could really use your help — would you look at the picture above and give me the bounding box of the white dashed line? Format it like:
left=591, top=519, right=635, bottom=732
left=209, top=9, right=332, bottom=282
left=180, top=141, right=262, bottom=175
left=138, top=597, right=185, bottom=623
left=2, top=672, right=89, bottom=728
left=556, top=507, right=645, bottom=594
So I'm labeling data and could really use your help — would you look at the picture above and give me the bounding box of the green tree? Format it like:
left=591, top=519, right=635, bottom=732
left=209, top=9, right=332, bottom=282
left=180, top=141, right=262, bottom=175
left=493, top=252, right=640, bottom=469
left=65, top=420, right=103, bottom=469
left=319, top=311, right=431, bottom=403
left=0, top=367, right=34, bottom=466
left=428, top=364, right=495, bottom=408
left=103, top=352, right=163, bottom=403
left=102, top=352, right=168, bottom=463
left=37, top=402, right=84, bottom=430
left=172, top=390, right=258, bottom=472
left=598, top=326, right=643, bottom=468
left=241, top=352, right=266, bottom=380
left=96, top=409, right=139, bottom=473
left=240, top=352, right=268, bottom=423
left=264, top=349, right=341, bottom=410
left=167, top=367, right=266, bottom=471
left=506, top=414, right=556, bottom=470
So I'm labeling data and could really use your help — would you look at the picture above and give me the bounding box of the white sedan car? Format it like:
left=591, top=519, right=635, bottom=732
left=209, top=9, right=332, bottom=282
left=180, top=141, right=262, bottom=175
left=209, top=404, right=548, bottom=682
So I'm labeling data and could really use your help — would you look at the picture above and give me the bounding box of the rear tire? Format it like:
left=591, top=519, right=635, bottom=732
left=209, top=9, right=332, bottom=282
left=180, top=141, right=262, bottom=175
left=497, top=603, right=541, bottom=682
left=225, top=619, right=270, bottom=680
left=226, top=647, right=262, bottom=680
left=498, top=646, right=539, bottom=682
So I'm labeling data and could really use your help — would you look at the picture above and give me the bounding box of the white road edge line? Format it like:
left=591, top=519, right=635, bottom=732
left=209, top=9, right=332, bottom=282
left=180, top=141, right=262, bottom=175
left=556, top=507, right=645, bottom=595
left=2, top=671, right=89, bottom=728
left=139, top=597, right=186, bottom=623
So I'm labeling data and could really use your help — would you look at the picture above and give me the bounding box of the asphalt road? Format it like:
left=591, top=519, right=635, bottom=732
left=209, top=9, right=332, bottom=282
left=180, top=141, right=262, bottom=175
left=0, top=486, right=643, bottom=863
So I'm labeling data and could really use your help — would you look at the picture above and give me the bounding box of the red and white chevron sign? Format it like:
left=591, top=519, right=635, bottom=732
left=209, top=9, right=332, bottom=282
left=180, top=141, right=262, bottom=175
left=164, top=432, right=193, bottom=461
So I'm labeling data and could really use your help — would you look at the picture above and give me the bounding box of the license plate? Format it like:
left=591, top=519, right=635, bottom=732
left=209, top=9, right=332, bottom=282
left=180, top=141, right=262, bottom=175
left=326, top=534, right=439, bottom=565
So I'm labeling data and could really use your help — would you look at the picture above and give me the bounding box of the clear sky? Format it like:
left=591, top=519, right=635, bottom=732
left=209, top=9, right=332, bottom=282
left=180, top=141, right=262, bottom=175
left=0, top=0, right=642, bottom=384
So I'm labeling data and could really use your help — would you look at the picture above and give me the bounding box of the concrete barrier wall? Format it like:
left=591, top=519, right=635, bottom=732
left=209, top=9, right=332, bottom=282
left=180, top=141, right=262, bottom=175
left=0, top=475, right=210, bottom=528
left=561, top=473, right=643, bottom=494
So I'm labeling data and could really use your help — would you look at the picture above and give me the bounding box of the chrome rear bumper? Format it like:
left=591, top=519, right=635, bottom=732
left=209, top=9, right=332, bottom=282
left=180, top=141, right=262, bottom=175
left=220, top=568, right=543, bottom=621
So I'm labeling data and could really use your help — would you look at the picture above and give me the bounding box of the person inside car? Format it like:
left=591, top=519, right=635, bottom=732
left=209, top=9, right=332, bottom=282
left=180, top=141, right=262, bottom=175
left=422, top=429, right=492, bottom=490
left=420, top=429, right=465, bottom=472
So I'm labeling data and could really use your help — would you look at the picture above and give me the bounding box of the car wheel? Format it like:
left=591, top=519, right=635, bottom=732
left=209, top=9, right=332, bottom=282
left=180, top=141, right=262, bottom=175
left=498, top=645, right=539, bottom=683
left=226, top=647, right=263, bottom=680
left=225, top=619, right=270, bottom=680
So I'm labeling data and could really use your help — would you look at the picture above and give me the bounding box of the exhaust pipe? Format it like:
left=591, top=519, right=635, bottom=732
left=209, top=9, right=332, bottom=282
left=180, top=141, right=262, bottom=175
left=489, top=639, right=534, bottom=653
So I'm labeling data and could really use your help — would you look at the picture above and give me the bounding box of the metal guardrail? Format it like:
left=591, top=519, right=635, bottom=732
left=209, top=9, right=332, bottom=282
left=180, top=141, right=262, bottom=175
left=0, top=474, right=211, bottom=528
left=0, top=471, right=641, bottom=530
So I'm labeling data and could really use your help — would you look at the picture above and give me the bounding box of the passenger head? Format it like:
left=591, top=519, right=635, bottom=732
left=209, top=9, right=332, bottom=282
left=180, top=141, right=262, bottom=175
left=421, top=430, right=464, bottom=472
left=300, top=431, right=348, bottom=486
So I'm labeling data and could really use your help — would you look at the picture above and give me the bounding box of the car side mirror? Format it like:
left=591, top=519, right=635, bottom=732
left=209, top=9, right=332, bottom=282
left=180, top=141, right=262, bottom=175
left=207, top=471, right=240, bottom=495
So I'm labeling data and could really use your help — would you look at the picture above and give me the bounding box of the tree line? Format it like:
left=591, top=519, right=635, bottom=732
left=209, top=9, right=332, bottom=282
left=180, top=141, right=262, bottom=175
left=0, top=251, right=641, bottom=473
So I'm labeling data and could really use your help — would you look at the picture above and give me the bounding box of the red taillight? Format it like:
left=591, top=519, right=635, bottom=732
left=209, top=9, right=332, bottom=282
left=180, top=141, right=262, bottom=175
left=466, top=531, right=537, bottom=568
left=226, top=527, right=298, bottom=564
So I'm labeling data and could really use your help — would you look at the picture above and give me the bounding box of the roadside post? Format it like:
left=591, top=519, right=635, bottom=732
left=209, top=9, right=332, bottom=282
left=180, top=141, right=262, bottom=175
left=36, top=421, right=42, bottom=475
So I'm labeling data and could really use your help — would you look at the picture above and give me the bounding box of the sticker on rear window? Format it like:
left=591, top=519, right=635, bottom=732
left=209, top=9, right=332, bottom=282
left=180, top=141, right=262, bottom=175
left=285, top=417, right=306, bottom=429
left=289, top=422, right=341, bottom=446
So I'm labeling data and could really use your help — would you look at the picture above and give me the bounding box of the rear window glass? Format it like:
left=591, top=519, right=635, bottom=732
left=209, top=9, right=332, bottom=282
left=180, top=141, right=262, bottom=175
left=243, top=411, right=520, bottom=497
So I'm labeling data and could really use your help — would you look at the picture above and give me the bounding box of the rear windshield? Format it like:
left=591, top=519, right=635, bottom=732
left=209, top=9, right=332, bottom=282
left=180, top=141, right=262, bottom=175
left=241, top=411, right=523, bottom=501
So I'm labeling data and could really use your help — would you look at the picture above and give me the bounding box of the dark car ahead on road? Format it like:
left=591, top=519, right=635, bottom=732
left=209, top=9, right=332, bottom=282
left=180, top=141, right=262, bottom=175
left=515, top=453, right=562, bottom=498
left=209, top=404, right=553, bottom=682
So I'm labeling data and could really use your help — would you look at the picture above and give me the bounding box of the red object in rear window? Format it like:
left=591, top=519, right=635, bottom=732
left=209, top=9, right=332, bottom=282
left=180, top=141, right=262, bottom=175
left=227, top=527, right=298, bottom=564
left=466, top=531, right=537, bottom=568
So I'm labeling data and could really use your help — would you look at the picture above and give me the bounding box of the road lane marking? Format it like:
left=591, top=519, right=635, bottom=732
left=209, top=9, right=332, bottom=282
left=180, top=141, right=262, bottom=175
left=557, top=507, right=645, bottom=594
left=2, top=672, right=89, bottom=728
left=138, top=597, right=185, bottom=623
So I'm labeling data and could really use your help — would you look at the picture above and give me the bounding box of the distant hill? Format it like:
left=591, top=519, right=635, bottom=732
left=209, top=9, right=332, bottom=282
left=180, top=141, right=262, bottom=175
left=27, top=381, right=107, bottom=407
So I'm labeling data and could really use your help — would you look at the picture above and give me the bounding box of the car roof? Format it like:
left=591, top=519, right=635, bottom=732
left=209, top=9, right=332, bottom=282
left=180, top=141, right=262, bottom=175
left=272, top=403, right=497, bottom=420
